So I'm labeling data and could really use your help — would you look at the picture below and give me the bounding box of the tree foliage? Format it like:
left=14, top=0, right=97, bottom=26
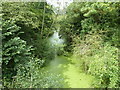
left=60, top=2, right=120, bottom=88
left=60, top=2, right=120, bottom=51
left=2, top=2, right=60, bottom=88
left=2, top=1, right=120, bottom=88
left=2, top=19, right=35, bottom=87
left=2, top=2, right=55, bottom=60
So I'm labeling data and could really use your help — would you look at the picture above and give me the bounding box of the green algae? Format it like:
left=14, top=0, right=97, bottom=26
left=44, top=55, right=96, bottom=88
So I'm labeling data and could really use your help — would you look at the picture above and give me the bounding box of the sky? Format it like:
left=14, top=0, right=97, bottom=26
left=46, top=0, right=73, bottom=10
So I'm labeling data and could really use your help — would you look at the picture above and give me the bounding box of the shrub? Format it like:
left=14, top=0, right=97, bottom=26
left=73, top=32, right=119, bottom=88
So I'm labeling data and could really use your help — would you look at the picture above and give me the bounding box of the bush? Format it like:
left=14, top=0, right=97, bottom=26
left=14, top=69, right=66, bottom=88
left=2, top=19, right=38, bottom=88
left=73, top=32, right=119, bottom=88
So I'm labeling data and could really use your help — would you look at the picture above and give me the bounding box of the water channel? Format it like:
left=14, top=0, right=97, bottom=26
left=44, top=30, right=95, bottom=88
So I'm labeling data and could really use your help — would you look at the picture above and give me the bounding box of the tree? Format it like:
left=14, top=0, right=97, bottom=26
left=2, top=19, right=35, bottom=87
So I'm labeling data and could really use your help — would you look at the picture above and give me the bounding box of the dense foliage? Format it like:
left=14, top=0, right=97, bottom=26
left=59, top=2, right=120, bottom=88
left=2, top=2, right=65, bottom=88
left=2, top=19, right=36, bottom=87
left=1, top=1, right=120, bottom=88
left=2, top=2, right=55, bottom=60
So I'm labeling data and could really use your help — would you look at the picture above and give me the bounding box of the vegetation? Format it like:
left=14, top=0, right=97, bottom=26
left=2, top=2, right=64, bottom=88
left=1, top=1, right=120, bottom=88
left=60, top=2, right=120, bottom=88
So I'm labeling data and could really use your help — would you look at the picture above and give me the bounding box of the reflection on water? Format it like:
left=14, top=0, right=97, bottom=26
left=49, top=31, right=64, bottom=57
left=49, top=31, right=64, bottom=46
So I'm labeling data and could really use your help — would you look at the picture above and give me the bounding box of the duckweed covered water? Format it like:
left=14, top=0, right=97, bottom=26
left=44, top=56, right=96, bottom=88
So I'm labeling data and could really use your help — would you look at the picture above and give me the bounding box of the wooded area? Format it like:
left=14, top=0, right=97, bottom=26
left=1, top=1, right=120, bottom=88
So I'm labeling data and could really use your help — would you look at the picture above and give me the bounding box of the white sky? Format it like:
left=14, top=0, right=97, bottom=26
left=46, top=0, right=73, bottom=10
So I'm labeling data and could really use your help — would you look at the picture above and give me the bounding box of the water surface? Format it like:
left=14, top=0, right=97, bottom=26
left=45, top=55, right=95, bottom=88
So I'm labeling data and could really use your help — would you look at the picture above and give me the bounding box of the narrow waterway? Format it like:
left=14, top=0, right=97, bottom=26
left=43, top=31, right=96, bottom=88
left=45, top=55, right=95, bottom=88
